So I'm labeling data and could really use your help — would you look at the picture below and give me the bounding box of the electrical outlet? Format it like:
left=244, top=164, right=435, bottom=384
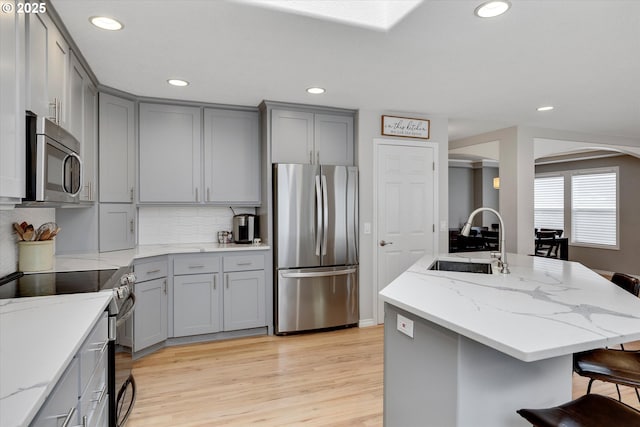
left=397, top=314, right=414, bottom=338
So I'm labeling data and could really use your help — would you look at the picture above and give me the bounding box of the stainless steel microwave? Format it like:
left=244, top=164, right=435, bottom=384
left=23, top=111, right=82, bottom=205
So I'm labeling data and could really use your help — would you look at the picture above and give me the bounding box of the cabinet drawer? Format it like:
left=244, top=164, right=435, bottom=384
left=31, top=358, right=79, bottom=427
left=223, top=254, right=264, bottom=272
left=79, top=312, right=108, bottom=396
left=134, top=260, right=167, bottom=281
left=79, top=350, right=107, bottom=427
left=174, top=255, right=220, bottom=275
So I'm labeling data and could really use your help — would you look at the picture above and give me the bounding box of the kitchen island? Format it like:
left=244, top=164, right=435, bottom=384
left=0, top=292, right=113, bottom=427
left=379, top=252, right=640, bottom=426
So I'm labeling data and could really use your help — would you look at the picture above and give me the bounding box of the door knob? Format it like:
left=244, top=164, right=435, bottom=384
left=379, top=240, right=393, bottom=247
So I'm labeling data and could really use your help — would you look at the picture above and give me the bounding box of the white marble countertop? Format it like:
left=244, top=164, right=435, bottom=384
left=0, top=292, right=113, bottom=427
left=33, top=242, right=271, bottom=273
left=379, top=252, right=640, bottom=362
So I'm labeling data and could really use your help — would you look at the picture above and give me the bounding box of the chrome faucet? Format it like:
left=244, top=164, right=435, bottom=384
left=460, top=207, right=510, bottom=274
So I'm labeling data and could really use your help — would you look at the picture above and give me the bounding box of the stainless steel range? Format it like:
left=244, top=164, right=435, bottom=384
left=0, top=266, right=137, bottom=427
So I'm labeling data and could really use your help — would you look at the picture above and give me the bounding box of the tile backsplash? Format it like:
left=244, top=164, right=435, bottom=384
left=0, top=208, right=55, bottom=277
left=138, top=206, right=255, bottom=245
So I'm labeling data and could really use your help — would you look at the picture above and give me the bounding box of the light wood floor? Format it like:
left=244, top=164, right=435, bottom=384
left=127, top=326, right=640, bottom=426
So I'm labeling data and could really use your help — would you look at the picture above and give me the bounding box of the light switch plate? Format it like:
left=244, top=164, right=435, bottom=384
left=363, top=222, right=372, bottom=234
left=397, top=313, right=414, bottom=338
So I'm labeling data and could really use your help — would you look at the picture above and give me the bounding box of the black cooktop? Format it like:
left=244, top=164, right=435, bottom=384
left=0, top=269, right=118, bottom=299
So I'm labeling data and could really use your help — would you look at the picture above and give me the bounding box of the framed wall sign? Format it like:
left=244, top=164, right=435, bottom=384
left=381, top=115, right=430, bottom=139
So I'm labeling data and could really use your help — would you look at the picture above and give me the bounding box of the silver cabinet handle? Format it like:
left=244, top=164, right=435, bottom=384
left=213, top=275, right=217, bottom=290
left=130, top=219, right=135, bottom=234
left=92, top=384, right=107, bottom=404
left=130, top=187, right=134, bottom=202
left=59, top=407, right=76, bottom=427
left=195, top=187, right=199, bottom=202
left=145, top=269, right=161, bottom=275
left=309, top=150, right=313, bottom=164
left=188, top=265, right=204, bottom=269
left=236, top=262, right=252, bottom=266
left=316, top=151, right=320, bottom=164
left=163, top=279, right=167, bottom=294
left=92, top=339, right=108, bottom=354
left=379, top=240, right=393, bottom=247
left=207, top=187, right=210, bottom=202
left=225, top=274, right=229, bottom=289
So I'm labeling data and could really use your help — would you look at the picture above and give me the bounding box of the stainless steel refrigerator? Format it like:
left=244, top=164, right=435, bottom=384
left=274, top=163, right=358, bottom=334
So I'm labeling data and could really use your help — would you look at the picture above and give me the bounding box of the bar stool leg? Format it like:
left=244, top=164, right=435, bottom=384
left=587, top=379, right=595, bottom=394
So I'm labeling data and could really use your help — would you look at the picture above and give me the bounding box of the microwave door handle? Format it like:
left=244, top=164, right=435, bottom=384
left=64, top=152, right=83, bottom=197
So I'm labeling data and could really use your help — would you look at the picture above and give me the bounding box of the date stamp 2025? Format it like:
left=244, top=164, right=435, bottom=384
left=2, top=2, right=47, bottom=14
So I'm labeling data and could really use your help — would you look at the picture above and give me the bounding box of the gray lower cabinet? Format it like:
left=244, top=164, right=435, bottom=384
left=133, top=259, right=168, bottom=352
left=31, top=312, right=109, bottom=427
left=223, top=270, right=266, bottom=331
left=173, top=273, right=222, bottom=336
left=31, top=358, right=79, bottom=427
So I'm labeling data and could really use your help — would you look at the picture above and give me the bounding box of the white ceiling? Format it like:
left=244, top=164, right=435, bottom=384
left=51, top=0, right=640, bottom=142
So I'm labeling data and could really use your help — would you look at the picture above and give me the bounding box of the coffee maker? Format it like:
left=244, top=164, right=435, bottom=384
left=232, top=214, right=259, bottom=243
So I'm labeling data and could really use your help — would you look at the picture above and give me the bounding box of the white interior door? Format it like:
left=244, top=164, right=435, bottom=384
left=376, top=143, right=436, bottom=323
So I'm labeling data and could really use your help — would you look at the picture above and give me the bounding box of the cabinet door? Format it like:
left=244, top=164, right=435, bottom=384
left=99, top=203, right=135, bottom=252
left=67, top=51, right=85, bottom=141
left=271, top=109, right=314, bottom=164
left=0, top=2, right=25, bottom=204
left=139, top=103, right=201, bottom=203
left=47, top=20, right=68, bottom=127
left=26, top=13, right=49, bottom=120
left=314, top=114, right=354, bottom=165
left=31, top=358, right=79, bottom=427
left=223, top=270, right=266, bottom=331
left=81, top=83, right=97, bottom=202
left=133, top=277, right=168, bottom=352
left=173, top=273, right=221, bottom=337
left=203, top=109, right=260, bottom=204
left=99, top=93, right=135, bottom=203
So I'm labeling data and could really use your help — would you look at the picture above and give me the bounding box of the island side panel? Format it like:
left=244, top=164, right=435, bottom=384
left=457, top=336, right=572, bottom=426
left=384, top=303, right=458, bottom=426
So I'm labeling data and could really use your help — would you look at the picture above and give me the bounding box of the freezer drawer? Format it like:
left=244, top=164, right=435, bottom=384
left=276, top=266, right=358, bottom=334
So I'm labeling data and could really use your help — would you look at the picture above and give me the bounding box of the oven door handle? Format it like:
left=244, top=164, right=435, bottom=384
left=115, top=292, right=136, bottom=328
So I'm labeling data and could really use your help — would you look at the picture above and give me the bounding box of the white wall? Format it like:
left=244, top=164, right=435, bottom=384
left=357, top=109, right=448, bottom=326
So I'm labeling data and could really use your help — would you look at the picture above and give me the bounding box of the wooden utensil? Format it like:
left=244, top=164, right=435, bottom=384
left=39, top=229, right=52, bottom=241
left=49, top=226, right=61, bottom=239
left=23, top=225, right=35, bottom=241
left=13, top=223, right=24, bottom=240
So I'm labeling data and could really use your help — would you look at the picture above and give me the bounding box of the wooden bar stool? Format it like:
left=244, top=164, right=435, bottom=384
left=517, top=394, right=640, bottom=426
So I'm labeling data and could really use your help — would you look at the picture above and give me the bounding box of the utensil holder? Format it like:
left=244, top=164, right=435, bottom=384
left=18, top=240, right=54, bottom=272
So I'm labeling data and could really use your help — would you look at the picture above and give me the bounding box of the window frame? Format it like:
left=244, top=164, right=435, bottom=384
left=569, top=166, right=619, bottom=250
left=534, top=173, right=565, bottom=232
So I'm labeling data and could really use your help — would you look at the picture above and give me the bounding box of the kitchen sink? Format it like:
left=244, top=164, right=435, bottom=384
left=428, top=260, right=493, bottom=274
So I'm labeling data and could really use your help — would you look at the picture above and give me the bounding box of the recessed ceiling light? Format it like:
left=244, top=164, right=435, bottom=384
left=167, top=79, right=189, bottom=87
left=306, top=87, right=326, bottom=95
left=537, top=106, right=554, bottom=112
left=474, top=1, right=511, bottom=18
left=89, top=16, right=123, bottom=31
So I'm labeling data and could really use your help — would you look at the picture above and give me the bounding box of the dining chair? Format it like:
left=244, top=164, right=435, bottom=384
left=517, top=393, right=640, bottom=427
left=573, top=272, right=640, bottom=402
left=535, top=231, right=559, bottom=258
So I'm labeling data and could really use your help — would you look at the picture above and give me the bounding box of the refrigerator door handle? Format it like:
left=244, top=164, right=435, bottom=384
left=315, top=175, right=322, bottom=256
left=281, top=268, right=357, bottom=278
left=321, top=174, right=328, bottom=256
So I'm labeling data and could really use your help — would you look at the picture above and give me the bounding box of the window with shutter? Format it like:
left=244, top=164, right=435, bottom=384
left=571, top=169, right=618, bottom=248
left=534, top=175, right=564, bottom=230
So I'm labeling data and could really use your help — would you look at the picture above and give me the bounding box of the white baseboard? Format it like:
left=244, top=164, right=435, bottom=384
left=358, top=318, right=377, bottom=328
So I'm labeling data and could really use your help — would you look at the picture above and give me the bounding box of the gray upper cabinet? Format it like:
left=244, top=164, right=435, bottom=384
left=271, top=108, right=354, bottom=165
left=139, top=103, right=201, bottom=203
left=203, top=109, right=260, bottom=205
left=99, top=203, right=135, bottom=252
left=27, top=11, right=68, bottom=127
left=67, top=51, right=85, bottom=141
left=47, top=20, right=68, bottom=128
left=0, top=2, right=25, bottom=205
left=271, top=109, right=314, bottom=164
left=99, top=93, right=135, bottom=203
left=81, top=83, right=98, bottom=202
left=314, top=114, right=354, bottom=166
